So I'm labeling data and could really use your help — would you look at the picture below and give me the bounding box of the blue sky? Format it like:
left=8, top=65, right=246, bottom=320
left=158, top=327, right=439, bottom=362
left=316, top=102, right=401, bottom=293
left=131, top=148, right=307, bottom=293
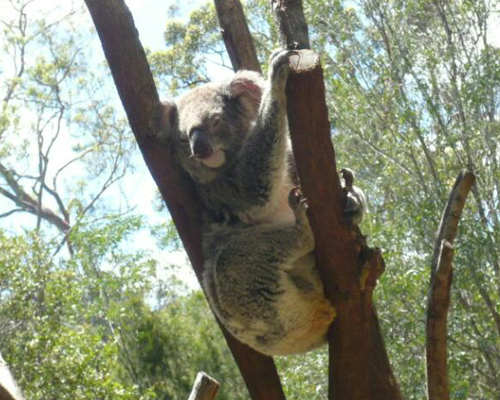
left=127, top=0, right=178, bottom=51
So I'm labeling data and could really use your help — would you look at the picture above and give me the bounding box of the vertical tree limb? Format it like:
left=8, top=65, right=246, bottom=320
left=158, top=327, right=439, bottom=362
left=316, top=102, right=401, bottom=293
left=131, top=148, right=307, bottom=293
left=426, top=170, right=475, bottom=400
left=84, top=1, right=285, bottom=399
left=267, top=2, right=403, bottom=398
left=285, top=48, right=368, bottom=400
left=271, top=0, right=310, bottom=49
left=213, top=0, right=261, bottom=72
left=426, top=240, right=454, bottom=400
left=430, top=171, right=476, bottom=276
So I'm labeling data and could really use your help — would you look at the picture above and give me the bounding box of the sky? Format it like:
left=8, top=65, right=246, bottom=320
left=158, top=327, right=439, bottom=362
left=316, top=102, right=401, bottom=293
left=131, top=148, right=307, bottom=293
left=127, top=0, right=500, bottom=49
left=127, top=0, right=178, bottom=51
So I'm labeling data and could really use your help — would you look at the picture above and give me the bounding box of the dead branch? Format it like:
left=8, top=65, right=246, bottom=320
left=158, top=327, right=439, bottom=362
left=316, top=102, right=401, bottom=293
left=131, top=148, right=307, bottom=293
left=430, top=170, right=476, bottom=276
left=426, top=240, right=454, bottom=400
left=0, top=162, right=71, bottom=233
left=213, top=0, right=261, bottom=72
left=188, top=372, right=220, bottom=400
left=84, top=1, right=286, bottom=399
left=426, top=170, right=475, bottom=400
left=0, top=353, right=24, bottom=400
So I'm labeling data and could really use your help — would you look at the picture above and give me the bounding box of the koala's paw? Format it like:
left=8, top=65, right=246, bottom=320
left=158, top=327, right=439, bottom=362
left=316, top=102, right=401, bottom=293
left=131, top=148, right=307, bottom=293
left=340, top=168, right=366, bottom=225
left=288, top=187, right=307, bottom=218
left=288, top=187, right=315, bottom=250
left=340, top=168, right=355, bottom=190
left=269, top=49, right=294, bottom=90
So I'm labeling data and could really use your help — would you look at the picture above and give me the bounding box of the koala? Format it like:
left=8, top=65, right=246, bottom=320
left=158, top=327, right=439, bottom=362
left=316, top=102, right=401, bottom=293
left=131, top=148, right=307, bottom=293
left=157, top=50, right=365, bottom=356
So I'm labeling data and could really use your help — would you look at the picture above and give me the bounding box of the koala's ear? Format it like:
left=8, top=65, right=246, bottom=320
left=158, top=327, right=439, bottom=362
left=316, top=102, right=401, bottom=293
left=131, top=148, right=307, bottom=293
left=153, top=100, right=179, bottom=141
left=227, top=70, right=265, bottom=114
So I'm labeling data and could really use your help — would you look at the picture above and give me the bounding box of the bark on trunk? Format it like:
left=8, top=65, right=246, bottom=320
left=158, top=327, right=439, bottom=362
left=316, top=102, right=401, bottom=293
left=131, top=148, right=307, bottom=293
left=213, top=0, right=261, bottom=72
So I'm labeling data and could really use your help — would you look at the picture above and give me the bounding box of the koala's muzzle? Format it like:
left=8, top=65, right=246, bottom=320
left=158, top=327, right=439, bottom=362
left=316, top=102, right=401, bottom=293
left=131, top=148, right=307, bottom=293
left=190, top=129, right=213, bottom=159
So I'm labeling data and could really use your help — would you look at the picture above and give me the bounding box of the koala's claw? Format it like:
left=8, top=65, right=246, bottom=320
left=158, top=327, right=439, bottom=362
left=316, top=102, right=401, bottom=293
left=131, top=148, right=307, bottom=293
left=288, top=187, right=309, bottom=219
left=269, top=49, right=294, bottom=87
left=288, top=187, right=315, bottom=249
left=344, top=190, right=366, bottom=226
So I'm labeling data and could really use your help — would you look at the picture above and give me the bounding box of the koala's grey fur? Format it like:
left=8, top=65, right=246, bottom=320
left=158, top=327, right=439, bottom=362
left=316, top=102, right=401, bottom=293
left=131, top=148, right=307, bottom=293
left=157, top=50, right=365, bottom=356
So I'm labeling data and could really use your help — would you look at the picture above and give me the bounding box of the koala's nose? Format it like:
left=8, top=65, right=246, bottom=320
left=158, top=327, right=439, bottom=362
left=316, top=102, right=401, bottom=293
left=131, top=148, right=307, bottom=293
left=190, top=129, right=214, bottom=159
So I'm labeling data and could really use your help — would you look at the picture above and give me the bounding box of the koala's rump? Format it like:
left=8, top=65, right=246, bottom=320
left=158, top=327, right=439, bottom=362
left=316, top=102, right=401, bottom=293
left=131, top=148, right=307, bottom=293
left=202, top=228, right=335, bottom=356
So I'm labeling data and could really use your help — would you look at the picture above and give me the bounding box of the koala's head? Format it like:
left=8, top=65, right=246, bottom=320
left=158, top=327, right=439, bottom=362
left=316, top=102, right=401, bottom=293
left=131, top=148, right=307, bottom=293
left=161, top=70, right=265, bottom=183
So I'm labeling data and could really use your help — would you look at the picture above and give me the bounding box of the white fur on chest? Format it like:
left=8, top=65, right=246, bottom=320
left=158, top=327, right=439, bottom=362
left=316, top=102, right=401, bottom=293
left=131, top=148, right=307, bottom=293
left=237, top=174, right=294, bottom=226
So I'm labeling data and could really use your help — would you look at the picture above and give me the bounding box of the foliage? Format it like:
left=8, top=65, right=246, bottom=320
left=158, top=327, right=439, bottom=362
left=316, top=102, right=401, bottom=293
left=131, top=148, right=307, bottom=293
left=0, top=0, right=135, bottom=248
left=0, top=222, right=153, bottom=400
left=118, top=291, right=248, bottom=400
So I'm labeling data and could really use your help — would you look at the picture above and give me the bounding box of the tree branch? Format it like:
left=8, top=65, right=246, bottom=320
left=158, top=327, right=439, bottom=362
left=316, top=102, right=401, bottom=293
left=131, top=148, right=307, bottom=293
left=188, top=372, right=220, bottom=400
left=0, top=352, right=24, bottom=400
left=84, top=1, right=285, bottom=399
left=286, top=48, right=383, bottom=400
left=0, top=163, right=71, bottom=233
left=271, top=0, right=310, bottom=50
left=429, top=170, right=476, bottom=277
left=213, top=0, right=261, bottom=72
left=426, top=170, right=475, bottom=400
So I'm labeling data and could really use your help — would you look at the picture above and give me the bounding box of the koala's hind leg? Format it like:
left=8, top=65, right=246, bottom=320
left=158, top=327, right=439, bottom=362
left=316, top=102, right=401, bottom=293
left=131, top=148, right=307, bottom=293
left=211, top=187, right=315, bottom=281
left=204, top=200, right=316, bottom=331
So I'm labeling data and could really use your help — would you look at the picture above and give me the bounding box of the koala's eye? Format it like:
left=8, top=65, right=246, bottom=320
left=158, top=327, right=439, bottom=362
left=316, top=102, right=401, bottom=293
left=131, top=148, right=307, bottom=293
left=211, top=116, right=221, bottom=130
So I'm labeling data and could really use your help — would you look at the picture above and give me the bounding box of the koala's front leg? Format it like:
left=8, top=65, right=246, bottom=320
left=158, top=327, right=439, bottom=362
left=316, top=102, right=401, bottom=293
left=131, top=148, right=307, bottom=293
left=237, top=50, right=294, bottom=201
